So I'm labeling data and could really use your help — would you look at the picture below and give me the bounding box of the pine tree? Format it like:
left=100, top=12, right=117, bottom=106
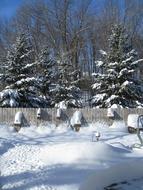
left=51, top=55, right=81, bottom=108
left=0, top=34, right=46, bottom=107
left=91, top=25, right=143, bottom=108
left=36, top=47, right=56, bottom=107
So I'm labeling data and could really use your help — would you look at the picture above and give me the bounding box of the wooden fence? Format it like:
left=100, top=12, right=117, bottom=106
left=0, top=108, right=143, bottom=127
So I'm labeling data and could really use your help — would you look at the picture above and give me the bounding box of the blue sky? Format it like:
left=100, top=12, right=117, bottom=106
left=0, top=0, right=124, bottom=19
left=0, top=0, right=23, bottom=18
left=0, top=0, right=103, bottom=18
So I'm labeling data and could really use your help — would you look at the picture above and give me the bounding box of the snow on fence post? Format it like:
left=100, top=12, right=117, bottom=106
left=56, top=108, right=62, bottom=119
left=0, top=108, right=143, bottom=127
left=107, top=108, right=114, bottom=118
left=14, top=111, right=23, bottom=132
left=37, top=108, right=42, bottom=119
left=71, top=110, right=83, bottom=132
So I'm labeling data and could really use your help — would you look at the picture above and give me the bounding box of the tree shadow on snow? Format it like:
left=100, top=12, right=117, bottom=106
left=0, top=138, right=15, bottom=155
left=0, top=164, right=95, bottom=190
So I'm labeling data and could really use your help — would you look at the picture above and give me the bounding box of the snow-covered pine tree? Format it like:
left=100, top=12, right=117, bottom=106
left=91, top=25, right=143, bottom=108
left=51, top=55, right=81, bottom=108
left=0, top=33, right=46, bottom=107
left=36, top=47, right=56, bottom=107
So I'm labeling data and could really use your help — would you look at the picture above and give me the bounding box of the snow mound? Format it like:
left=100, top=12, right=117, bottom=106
left=19, top=125, right=55, bottom=137
left=19, top=123, right=71, bottom=137
left=36, top=125, right=54, bottom=135
left=110, top=121, right=128, bottom=132
left=54, top=123, right=72, bottom=134
left=40, top=142, right=129, bottom=166
left=80, top=122, right=109, bottom=133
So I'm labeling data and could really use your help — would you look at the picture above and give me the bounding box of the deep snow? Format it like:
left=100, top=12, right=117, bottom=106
left=0, top=121, right=143, bottom=190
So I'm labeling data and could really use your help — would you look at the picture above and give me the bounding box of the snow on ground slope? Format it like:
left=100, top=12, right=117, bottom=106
left=0, top=122, right=143, bottom=190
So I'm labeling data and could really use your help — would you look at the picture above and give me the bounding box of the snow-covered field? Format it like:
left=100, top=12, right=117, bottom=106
left=0, top=121, right=143, bottom=190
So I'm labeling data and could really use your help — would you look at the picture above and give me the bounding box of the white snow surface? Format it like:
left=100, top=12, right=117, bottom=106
left=0, top=121, right=143, bottom=190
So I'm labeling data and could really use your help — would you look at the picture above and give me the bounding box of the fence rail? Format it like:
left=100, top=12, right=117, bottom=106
left=0, top=108, right=143, bottom=127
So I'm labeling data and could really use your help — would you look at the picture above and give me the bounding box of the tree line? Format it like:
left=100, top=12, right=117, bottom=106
left=0, top=0, right=143, bottom=74
left=0, top=0, right=143, bottom=108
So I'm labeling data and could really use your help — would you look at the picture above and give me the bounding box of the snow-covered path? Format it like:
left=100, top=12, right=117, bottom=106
left=0, top=122, right=143, bottom=190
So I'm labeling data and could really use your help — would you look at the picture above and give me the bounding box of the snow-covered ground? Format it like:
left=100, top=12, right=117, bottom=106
left=0, top=121, right=143, bottom=190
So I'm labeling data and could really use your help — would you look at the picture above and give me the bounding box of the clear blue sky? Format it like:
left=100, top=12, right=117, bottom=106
left=0, top=0, right=124, bottom=19
left=0, top=0, right=100, bottom=19
left=0, top=0, right=23, bottom=18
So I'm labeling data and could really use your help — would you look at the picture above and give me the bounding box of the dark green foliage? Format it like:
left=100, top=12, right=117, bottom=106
left=51, top=57, right=82, bottom=108
left=0, top=34, right=48, bottom=107
left=36, top=47, right=56, bottom=106
left=91, top=25, right=143, bottom=108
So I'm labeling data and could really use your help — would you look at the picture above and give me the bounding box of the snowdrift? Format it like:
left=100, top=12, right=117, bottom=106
left=1, top=122, right=143, bottom=190
left=40, top=141, right=130, bottom=166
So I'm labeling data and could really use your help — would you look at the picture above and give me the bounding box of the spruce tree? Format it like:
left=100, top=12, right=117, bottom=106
left=36, top=47, right=55, bottom=107
left=0, top=34, right=46, bottom=107
left=51, top=56, right=81, bottom=108
left=91, top=25, right=143, bottom=108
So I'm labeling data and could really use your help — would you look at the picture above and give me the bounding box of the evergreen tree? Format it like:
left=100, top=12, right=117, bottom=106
left=36, top=47, right=56, bottom=107
left=0, top=34, right=46, bottom=107
left=91, top=25, right=143, bottom=108
left=51, top=55, right=81, bottom=108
